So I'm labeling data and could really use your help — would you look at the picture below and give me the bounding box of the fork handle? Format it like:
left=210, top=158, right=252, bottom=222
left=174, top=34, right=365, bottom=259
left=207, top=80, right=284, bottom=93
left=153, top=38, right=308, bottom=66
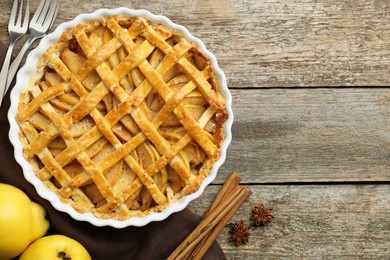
left=5, top=36, right=36, bottom=95
left=0, top=41, right=16, bottom=108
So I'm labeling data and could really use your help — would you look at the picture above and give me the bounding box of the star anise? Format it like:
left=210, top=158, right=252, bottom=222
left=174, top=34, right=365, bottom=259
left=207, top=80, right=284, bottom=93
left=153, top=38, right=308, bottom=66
left=251, top=203, right=274, bottom=226
left=229, top=220, right=250, bottom=247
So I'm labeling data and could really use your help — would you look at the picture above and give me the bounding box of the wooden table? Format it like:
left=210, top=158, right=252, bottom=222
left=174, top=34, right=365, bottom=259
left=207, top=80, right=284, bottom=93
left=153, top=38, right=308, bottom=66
left=1, top=0, right=389, bottom=258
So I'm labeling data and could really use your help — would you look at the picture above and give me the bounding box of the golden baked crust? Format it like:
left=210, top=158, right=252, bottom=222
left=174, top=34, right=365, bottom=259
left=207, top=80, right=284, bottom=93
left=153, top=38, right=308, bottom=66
left=16, top=15, right=227, bottom=220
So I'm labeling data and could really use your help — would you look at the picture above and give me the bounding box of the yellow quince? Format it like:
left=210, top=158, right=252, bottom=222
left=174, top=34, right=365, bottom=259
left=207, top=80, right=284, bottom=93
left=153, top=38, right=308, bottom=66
left=20, top=235, right=91, bottom=260
left=0, top=183, right=50, bottom=260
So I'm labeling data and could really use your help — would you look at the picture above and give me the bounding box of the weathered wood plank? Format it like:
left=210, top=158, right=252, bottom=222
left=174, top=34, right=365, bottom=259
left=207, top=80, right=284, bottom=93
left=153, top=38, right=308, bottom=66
left=215, top=88, right=390, bottom=184
left=0, top=0, right=389, bottom=87
left=188, top=184, right=390, bottom=258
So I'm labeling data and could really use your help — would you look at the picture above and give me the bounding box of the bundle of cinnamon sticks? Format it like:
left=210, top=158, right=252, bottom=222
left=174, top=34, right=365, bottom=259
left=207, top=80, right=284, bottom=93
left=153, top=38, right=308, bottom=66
left=168, top=171, right=252, bottom=259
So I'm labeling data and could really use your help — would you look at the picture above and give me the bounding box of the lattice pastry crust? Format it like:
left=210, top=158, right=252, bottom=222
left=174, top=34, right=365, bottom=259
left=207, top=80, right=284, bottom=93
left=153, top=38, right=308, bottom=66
left=16, top=15, right=227, bottom=220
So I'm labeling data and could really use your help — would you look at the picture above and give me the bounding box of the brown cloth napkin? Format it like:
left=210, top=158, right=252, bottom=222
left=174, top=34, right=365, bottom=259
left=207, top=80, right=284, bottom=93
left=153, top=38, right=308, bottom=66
left=0, top=42, right=226, bottom=260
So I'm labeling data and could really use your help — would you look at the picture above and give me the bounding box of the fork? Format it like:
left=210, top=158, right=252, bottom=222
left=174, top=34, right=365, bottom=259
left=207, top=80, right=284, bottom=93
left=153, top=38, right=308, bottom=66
left=0, top=0, right=29, bottom=108
left=4, top=0, right=60, bottom=96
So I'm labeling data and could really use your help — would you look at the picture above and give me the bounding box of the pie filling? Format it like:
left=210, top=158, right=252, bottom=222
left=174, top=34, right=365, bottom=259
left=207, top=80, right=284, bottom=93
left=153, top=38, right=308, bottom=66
left=16, top=15, right=227, bottom=220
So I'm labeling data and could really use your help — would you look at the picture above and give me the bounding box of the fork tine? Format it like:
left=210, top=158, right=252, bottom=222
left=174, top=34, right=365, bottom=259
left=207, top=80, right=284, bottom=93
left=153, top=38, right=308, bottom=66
left=22, top=0, right=30, bottom=28
left=9, top=0, right=19, bottom=25
left=36, top=0, right=51, bottom=25
left=31, top=0, right=47, bottom=22
left=50, top=3, right=60, bottom=28
left=0, top=0, right=30, bottom=105
left=43, top=0, right=59, bottom=29
left=16, top=0, right=23, bottom=27
left=9, top=0, right=29, bottom=29
left=16, top=0, right=29, bottom=28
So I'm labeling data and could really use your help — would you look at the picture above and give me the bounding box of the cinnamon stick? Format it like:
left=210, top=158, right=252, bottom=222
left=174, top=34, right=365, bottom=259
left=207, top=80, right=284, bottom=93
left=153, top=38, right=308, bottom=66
left=168, top=172, right=251, bottom=260
left=189, top=185, right=251, bottom=259
left=204, top=172, right=242, bottom=215
left=187, top=171, right=244, bottom=259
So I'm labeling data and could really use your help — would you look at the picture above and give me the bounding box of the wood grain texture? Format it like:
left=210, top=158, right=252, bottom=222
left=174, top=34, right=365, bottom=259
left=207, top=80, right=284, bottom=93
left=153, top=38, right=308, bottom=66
left=189, top=184, right=390, bottom=258
left=0, top=0, right=389, bottom=87
left=216, top=88, right=390, bottom=184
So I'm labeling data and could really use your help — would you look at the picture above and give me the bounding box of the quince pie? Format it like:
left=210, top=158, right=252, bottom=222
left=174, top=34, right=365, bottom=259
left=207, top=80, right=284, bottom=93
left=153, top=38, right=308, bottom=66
left=15, top=15, right=227, bottom=220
